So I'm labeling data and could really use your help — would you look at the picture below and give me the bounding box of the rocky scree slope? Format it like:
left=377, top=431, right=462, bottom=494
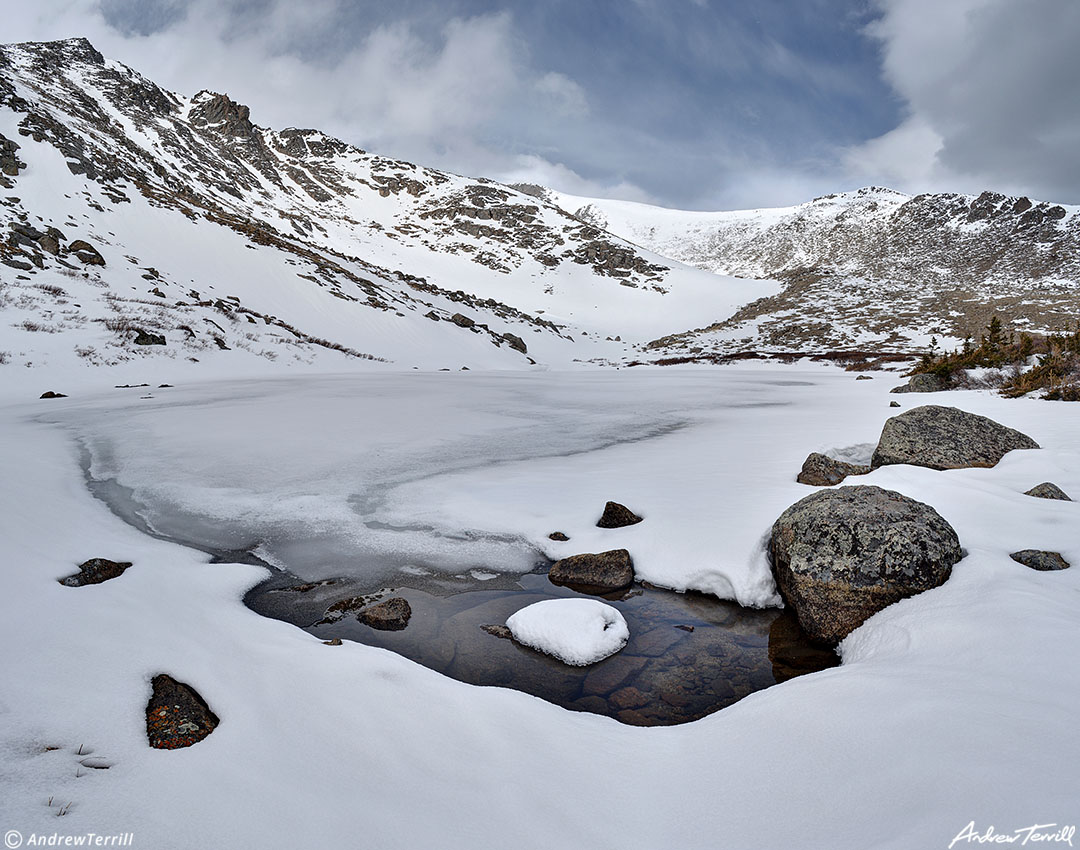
left=546, top=186, right=1080, bottom=357
left=0, top=38, right=755, bottom=375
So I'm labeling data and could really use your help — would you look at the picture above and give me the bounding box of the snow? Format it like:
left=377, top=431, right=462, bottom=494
left=506, top=599, right=629, bottom=665
left=3, top=363, right=1079, bottom=850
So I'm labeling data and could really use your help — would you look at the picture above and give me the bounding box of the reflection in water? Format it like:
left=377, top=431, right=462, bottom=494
left=247, top=571, right=837, bottom=726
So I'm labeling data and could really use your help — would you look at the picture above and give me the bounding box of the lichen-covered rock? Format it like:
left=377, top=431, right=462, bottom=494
left=1009, top=550, right=1071, bottom=571
left=549, top=549, right=634, bottom=592
left=146, top=674, right=219, bottom=749
left=358, top=597, right=412, bottom=630
left=891, top=374, right=943, bottom=394
left=796, top=452, right=871, bottom=486
left=1024, top=482, right=1072, bottom=501
left=59, top=557, right=133, bottom=587
left=871, top=405, right=1039, bottom=470
left=769, top=485, right=962, bottom=645
left=596, top=501, right=643, bottom=529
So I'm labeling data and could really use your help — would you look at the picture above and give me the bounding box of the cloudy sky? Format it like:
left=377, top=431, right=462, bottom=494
left=6, top=0, right=1080, bottom=209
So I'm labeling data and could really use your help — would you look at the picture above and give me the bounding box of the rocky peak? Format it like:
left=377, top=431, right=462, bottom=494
left=190, top=91, right=258, bottom=139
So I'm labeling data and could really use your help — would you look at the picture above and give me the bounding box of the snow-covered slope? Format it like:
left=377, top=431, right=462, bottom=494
left=0, top=37, right=775, bottom=379
left=547, top=186, right=1080, bottom=355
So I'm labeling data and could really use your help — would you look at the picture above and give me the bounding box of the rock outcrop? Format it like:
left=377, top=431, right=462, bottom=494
left=769, top=485, right=963, bottom=645
left=1024, top=482, right=1072, bottom=501
left=871, top=405, right=1039, bottom=470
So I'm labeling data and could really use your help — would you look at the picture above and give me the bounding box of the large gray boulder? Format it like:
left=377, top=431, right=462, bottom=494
left=871, top=405, right=1039, bottom=470
left=1024, top=482, right=1072, bottom=501
left=769, top=486, right=963, bottom=645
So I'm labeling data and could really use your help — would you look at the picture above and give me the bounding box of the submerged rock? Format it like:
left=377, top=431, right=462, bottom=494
left=796, top=452, right=871, bottom=486
left=549, top=549, right=635, bottom=593
left=871, top=405, right=1039, bottom=470
left=1009, top=550, right=1071, bottom=571
left=358, top=597, right=412, bottom=631
left=769, top=485, right=962, bottom=645
left=146, top=674, right=219, bottom=749
left=596, top=501, right=643, bottom=529
left=59, top=557, right=132, bottom=587
left=1024, top=482, right=1072, bottom=501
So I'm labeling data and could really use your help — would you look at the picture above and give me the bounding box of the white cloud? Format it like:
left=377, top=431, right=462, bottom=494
left=847, top=0, right=1080, bottom=200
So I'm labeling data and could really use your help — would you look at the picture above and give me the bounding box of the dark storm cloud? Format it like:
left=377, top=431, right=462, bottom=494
left=6, top=1, right=1080, bottom=208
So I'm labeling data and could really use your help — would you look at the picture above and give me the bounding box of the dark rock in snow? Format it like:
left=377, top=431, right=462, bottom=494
left=67, top=239, right=105, bottom=265
left=769, top=485, right=962, bottom=645
left=890, top=401, right=901, bottom=408
left=59, top=557, right=133, bottom=587
left=133, top=330, right=166, bottom=346
left=549, top=549, right=635, bottom=593
left=548, top=531, right=570, bottom=542
left=146, top=674, right=219, bottom=749
left=596, top=501, right=643, bottom=529
left=502, top=332, right=527, bottom=353
left=796, top=452, right=870, bottom=487
left=358, top=597, right=412, bottom=631
left=450, top=313, right=474, bottom=328
left=1009, top=550, right=1070, bottom=571
left=1024, top=482, right=1072, bottom=501
left=871, top=405, right=1039, bottom=471
left=39, top=391, right=68, bottom=399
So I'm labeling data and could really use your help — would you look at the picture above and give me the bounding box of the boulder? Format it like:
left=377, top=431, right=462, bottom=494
left=358, top=597, right=412, bottom=630
left=796, top=452, right=871, bottom=486
left=549, top=549, right=634, bottom=593
left=450, top=313, right=474, bottom=328
left=548, top=531, right=569, bottom=541
left=68, top=239, right=105, bottom=265
left=890, top=373, right=943, bottom=394
left=146, top=674, right=219, bottom=749
left=1009, top=550, right=1070, bottom=571
left=39, top=391, right=68, bottom=399
left=37, top=234, right=60, bottom=255
left=871, top=405, right=1039, bottom=471
left=889, top=401, right=901, bottom=408
left=59, top=557, right=133, bottom=587
left=502, top=332, right=527, bottom=354
left=769, top=485, right=963, bottom=645
left=596, top=501, right=643, bottom=529
left=1024, top=482, right=1072, bottom=501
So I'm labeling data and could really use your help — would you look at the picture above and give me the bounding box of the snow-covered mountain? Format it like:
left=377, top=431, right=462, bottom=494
left=547, top=185, right=1080, bottom=355
left=0, top=37, right=771, bottom=379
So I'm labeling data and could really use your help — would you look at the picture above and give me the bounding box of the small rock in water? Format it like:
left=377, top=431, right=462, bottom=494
left=1024, top=482, right=1072, bottom=501
left=358, top=597, right=412, bottom=631
left=506, top=598, right=629, bottom=666
left=146, top=674, right=219, bottom=749
left=481, top=624, right=513, bottom=640
left=59, top=557, right=133, bottom=587
left=549, top=549, right=634, bottom=593
left=1009, top=550, right=1071, bottom=571
left=796, top=452, right=871, bottom=487
left=548, top=531, right=570, bottom=541
left=596, top=501, right=643, bottom=529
